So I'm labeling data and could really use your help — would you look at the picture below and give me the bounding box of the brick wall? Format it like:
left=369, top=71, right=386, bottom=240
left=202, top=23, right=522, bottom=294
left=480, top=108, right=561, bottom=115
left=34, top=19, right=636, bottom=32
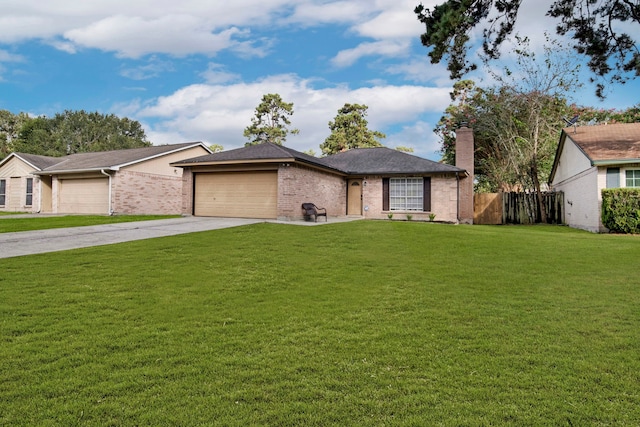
left=455, top=126, right=474, bottom=224
left=112, top=170, right=183, bottom=215
left=277, top=164, right=346, bottom=220
left=362, top=175, right=460, bottom=222
left=180, top=168, right=194, bottom=215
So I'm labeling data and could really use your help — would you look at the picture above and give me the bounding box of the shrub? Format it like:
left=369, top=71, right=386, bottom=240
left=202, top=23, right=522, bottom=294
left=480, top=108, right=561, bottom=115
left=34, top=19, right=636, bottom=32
left=602, top=188, right=640, bottom=234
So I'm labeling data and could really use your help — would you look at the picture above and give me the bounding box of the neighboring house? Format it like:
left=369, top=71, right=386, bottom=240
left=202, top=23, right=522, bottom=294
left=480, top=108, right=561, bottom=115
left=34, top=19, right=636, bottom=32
left=0, top=142, right=211, bottom=215
left=549, top=123, right=640, bottom=232
left=172, top=127, right=475, bottom=223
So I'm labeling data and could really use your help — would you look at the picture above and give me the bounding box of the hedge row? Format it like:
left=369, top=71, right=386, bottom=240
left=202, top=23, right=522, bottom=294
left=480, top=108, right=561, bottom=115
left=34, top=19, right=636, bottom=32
left=601, top=188, right=640, bottom=234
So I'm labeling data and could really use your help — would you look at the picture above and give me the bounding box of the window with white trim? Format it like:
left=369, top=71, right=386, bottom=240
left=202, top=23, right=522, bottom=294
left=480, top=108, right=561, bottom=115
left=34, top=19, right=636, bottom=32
left=25, top=178, right=33, bottom=206
left=626, top=170, right=640, bottom=188
left=389, top=178, right=423, bottom=211
left=0, top=179, right=5, bottom=205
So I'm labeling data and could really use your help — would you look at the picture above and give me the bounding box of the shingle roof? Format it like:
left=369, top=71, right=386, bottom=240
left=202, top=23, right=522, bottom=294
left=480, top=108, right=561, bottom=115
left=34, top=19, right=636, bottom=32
left=37, top=142, right=207, bottom=173
left=175, top=142, right=325, bottom=165
left=174, top=143, right=464, bottom=176
left=8, top=153, right=62, bottom=170
left=565, top=123, right=640, bottom=163
left=322, top=147, right=465, bottom=175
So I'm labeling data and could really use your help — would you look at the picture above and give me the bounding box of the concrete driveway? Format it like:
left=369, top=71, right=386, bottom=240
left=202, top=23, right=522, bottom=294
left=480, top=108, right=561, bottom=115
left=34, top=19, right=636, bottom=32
left=0, top=215, right=360, bottom=259
left=0, top=217, right=265, bottom=259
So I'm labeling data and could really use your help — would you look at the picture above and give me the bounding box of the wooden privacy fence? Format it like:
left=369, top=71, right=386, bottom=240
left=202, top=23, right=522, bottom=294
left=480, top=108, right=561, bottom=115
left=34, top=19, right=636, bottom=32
left=474, top=192, right=564, bottom=225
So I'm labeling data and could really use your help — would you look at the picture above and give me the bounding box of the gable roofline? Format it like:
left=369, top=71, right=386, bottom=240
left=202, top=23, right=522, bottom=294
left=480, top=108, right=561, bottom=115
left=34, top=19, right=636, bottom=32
left=549, top=130, right=570, bottom=184
left=549, top=124, right=640, bottom=184
left=0, top=152, right=62, bottom=171
left=113, top=141, right=211, bottom=170
left=32, top=142, right=211, bottom=175
left=172, top=142, right=347, bottom=175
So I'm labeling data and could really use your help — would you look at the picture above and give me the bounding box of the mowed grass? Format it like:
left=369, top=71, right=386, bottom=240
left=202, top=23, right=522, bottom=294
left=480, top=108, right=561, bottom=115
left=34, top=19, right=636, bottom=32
left=0, top=215, right=180, bottom=233
left=1, top=221, right=638, bottom=426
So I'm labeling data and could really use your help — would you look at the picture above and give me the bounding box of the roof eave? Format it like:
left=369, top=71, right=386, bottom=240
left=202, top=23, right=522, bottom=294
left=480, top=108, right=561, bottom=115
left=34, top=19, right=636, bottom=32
left=173, top=157, right=296, bottom=167
left=345, top=169, right=465, bottom=176
left=174, top=156, right=347, bottom=176
left=592, top=159, right=640, bottom=166
left=32, top=167, right=118, bottom=175
left=116, top=142, right=211, bottom=169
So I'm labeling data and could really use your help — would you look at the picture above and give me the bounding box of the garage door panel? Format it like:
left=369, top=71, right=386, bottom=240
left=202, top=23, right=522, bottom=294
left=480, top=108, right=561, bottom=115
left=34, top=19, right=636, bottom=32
left=194, top=172, right=277, bottom=219
left=59, top=178, right=109, bottom=214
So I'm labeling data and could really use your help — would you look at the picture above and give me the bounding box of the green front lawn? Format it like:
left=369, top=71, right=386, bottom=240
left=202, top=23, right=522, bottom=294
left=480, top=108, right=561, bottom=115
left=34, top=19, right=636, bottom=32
left=1, top=222, right=638, bottom=425
left=0, top=214, right=180, bottom=233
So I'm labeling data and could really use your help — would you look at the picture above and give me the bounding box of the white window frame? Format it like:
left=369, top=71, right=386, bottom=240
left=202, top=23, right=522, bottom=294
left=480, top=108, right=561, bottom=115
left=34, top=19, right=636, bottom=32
left=0, top=179, right=5, bottom=206
left=625, top=169, right=640, bottom=188
left=25, top=177, right=33, bottom=206
left=389, top=177, right=423, bottom=211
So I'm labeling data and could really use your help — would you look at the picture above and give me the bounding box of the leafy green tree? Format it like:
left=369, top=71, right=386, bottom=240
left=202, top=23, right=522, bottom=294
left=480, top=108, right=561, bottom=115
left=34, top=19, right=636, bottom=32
left=567, top=104, right=640, bottom=125
left=415, top=0, right=640, bottom=98
left=435, top=35, right=583, bottom=222
left=13, top=110, right=150, bottom=156
left=320, top=103, right=386, bottom=155
left=14, top=116, right=63, bottom=157
left=0, top=110, right=29, bottom=160
left=244, top=94, right=299, bottom=146
left=395, top=146, right=414, bottom=153
left=209, top=144, right=224, bottom=153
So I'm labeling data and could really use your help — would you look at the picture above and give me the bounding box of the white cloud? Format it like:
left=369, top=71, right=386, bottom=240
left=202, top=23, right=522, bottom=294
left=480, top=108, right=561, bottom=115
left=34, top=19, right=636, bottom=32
left=65, top=15, right=246, bottom=58
left=0, top=49, right=25, bottom=81
left=287, top=1, right=369, bottom=25
left=200, top=63, right=241, bottom=84
left=128, top=74, right=450, bottom=158
left=332, top=40, right=411, bottom=67
left=0, top=0, right=291, bottom=56
left=385, top=121, right=443, bottom=160
left=120, top=57, right=175, bottom=80
left=352, top=1, right=424, bottom=39
left=0, top=50, right=24, bottom=63
left=385, top=58, right=453, bottom=86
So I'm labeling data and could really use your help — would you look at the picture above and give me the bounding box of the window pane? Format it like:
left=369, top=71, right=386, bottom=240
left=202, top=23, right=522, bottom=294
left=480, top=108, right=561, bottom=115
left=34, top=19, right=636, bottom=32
left=606, top=168, right=620, bottom=188
left=0, top=179, right=5, bottom=205
left=25, top=178, right=33, bottom=206
left=389, top=178, right=423, bottom=211
left=626, top=170, right=640, bottom=188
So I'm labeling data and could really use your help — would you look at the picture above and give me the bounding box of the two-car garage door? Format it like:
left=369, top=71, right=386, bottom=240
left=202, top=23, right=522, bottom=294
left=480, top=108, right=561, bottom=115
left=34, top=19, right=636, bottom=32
left=194, top=171, right=278, bottom=219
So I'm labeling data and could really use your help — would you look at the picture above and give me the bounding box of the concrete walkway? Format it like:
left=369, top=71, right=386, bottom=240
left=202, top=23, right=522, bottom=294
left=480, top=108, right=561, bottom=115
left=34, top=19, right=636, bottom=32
left=0, top=216, right=360, bottom=259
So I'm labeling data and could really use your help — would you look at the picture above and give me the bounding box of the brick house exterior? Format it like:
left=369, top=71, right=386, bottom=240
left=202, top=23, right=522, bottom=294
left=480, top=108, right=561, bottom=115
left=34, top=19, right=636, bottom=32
left=276, top=163, right=346, bottom=219
left=174, top=132, right=473, bottom=222
left=549, top=123, right=640, bottom=232
left=0, top=143, right=210, bottom=215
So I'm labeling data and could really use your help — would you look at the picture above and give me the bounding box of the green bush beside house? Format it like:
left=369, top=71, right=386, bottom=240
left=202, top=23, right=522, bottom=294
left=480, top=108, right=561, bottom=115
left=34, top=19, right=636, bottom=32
left=602, top=188, right=640, bottom=234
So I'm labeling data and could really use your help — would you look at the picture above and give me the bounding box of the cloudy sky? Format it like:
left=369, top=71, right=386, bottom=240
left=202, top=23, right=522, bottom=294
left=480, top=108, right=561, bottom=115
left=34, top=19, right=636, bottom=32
left=0, top=0, right=637, bottom=160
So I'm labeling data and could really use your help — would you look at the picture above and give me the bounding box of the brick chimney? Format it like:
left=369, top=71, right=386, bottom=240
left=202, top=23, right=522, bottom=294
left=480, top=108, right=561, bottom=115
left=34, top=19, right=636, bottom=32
left=455, top=126, right=474, bottom=224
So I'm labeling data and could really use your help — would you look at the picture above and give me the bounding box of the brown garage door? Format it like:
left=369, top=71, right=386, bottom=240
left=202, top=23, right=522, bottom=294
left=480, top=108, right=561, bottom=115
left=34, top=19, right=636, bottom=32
left=194, top=171, right=278, bottom=219
left=58, top=178, right=109, bottom=214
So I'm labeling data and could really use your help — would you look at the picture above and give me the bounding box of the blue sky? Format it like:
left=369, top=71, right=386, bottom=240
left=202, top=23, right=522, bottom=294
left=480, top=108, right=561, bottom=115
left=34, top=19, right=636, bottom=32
left=0, top=0, right=638, bottom=160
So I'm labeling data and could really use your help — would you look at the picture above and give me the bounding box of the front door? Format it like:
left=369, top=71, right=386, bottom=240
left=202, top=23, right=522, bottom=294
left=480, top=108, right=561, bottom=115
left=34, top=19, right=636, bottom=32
left=347, top=179, right=362, bottom=215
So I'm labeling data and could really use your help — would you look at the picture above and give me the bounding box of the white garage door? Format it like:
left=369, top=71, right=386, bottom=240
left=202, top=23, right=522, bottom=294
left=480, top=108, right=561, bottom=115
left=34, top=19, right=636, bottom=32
left=194, top=172, right=278, bottom=219
left=58, top=178, right=109, bottom=214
